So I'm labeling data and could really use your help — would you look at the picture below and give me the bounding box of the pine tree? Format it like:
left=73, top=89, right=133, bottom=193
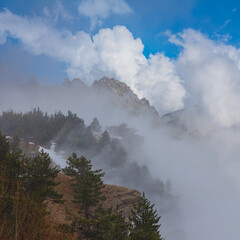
left=24, top=150, right=63, bottom=203
left=91, top=207, right=129, bottom=240
left=64, top=154, right=105, bottom=218
left=129, top=193, right=162, bottom=240
left=63, top=154, right=106, bottom=239
left=0, top=132, right=63, bottom=239
left=63, top=153, right=133, bottom=240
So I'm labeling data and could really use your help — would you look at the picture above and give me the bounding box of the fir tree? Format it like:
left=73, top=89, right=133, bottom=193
left=63, top=154, right=106, bottom=239
left=24, top=150, right=63, bottom=203
left=64, top=154, right=106, bottom=219
left=129, top=193, right=162, bottom=240
left=91, top=207, right=129, bottom=240
left=0, top=132, right=64, bottom=239
left=63, top=154, right=136, bottom=240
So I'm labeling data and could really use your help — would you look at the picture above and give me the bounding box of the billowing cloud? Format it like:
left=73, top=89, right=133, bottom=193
left=3, top=9, right=240, bottom=127
left=78, top=0, right=133, bottom=29
left=136, top=53, right=186, bottom=113
left=170, top=29, right=240, bottom=127
left=0, top=9, right=186, bottom=115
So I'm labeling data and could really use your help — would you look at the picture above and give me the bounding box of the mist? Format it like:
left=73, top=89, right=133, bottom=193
left=1, top=77, right=240, bottom=240
left=1, top=7, right=240, bottom=240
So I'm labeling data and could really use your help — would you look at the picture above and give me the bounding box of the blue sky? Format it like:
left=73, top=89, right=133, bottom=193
left=0, top=0, right=240, bottom=115
left=0, top=0, right=240, bottom=85
left=1, top=0, right=240, bottom=54
left=1, top=0, right=240, bottom=124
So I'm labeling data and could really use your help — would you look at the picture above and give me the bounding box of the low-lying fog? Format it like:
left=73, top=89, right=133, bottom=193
left=1, top=80, right=240, bottom=240
left=1, top=15, right=240, bottom=239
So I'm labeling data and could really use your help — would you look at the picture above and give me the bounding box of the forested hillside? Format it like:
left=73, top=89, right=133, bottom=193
left=0, top=109, right=172, bottom=203
left=0, top=132, right=163, bottom=240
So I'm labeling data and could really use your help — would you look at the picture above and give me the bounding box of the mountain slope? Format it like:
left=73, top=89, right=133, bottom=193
left=47, top=173, right=141, bottom=225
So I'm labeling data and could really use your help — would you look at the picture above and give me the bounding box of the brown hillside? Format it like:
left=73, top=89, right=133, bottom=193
left=47, top=173, right=141, bottom=225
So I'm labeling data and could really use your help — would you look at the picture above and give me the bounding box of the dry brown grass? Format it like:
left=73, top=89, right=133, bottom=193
left=47, top=173, right=141, bottom=225
left=0, top=171, right=139, bottom=240
left=0, top=169, right=77, bottom=240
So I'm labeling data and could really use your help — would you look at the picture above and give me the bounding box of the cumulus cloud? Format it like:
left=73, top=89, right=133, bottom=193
left=4, top=9, right=240, bottom=125
left=170, top=29, right=240, bottom=127
left=136, top=53, right=186, bottom=113
left=78, top=0, right=133, bottom=29
left=4, top=10, right=240, bottom=126
left=0, top=9, right=186, bottom=115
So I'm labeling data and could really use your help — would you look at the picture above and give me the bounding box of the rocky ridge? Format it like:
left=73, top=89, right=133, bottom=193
left=92, top=76, right=159, bottom=118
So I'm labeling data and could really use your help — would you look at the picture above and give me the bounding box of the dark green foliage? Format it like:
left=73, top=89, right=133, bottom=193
left=91, top=207, right=129, bottom=240
left=0, top=110, right=130, bottom=169
left=129, top=193, right=162, bottom=240
left=63, top=154, right=106, bottom=220
left=0, top=133, right=10, bottom=161
left=63, top=154, right=106, bottom=239
left=0, top=132, right=65, bottom=239
left=24, top=150, right=63, bottom=203
left=55, top=111, right=85, bottom=148
left=0, top=108, right=51, bottom=143
left=0, top=109, right=85, bottom=145
left=63, top=154, right=130, bottom=240
left=0, top=134, right=22, bottom=223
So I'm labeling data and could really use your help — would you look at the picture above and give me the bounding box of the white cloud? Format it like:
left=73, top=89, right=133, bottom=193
left=78, top=0, right=133, bottom=29
left=3, top=9, right=240, bottom=126
left=136, top=53, right=186, bottom=112
left=170, top=29, right=240, bottom=127
left=0, top=9, right=186, bottom=115
left=92, top=27, right=186, bottom=112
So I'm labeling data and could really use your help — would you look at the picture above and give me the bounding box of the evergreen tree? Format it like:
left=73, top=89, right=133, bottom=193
left=64, top=154, right=106, bottom=219
left=90, top=118, right=102, bottom=132
left=63, top=154, right=106, bottom=239
left=99, top=130, right=110, bottom=149
left=63, top=154, right=132, bottom=240
left=129, top=193, right=162, bottom=240
left=0, top=132, right=63, bottom=239
left=24, top=150, right=63, bottom=203
left=91, top=207, right=129, bottom=240
left=82, top=126, right=96, bottom=149
left=0, top=133, right=10, bottom=162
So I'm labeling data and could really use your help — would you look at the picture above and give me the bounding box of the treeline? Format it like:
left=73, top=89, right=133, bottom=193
left=0, top=109, right=128, bottom=167
left=0, top=132, right=163, bottom=240
left=0, top=108, right=86, bottom=144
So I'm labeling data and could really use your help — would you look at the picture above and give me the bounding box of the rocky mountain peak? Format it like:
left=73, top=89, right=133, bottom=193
left=92, top=76, right=132, bottom=95
left=92, top=76, right=159, bottom=117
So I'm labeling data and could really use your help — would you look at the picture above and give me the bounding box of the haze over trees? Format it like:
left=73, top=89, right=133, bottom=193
left=0, top=132, right=163, bottom=240
left=0, top=109, right=171, bottom=206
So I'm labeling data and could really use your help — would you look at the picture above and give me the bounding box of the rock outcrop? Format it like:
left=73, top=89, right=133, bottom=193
left=92, top=76, right=159, bottom=118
